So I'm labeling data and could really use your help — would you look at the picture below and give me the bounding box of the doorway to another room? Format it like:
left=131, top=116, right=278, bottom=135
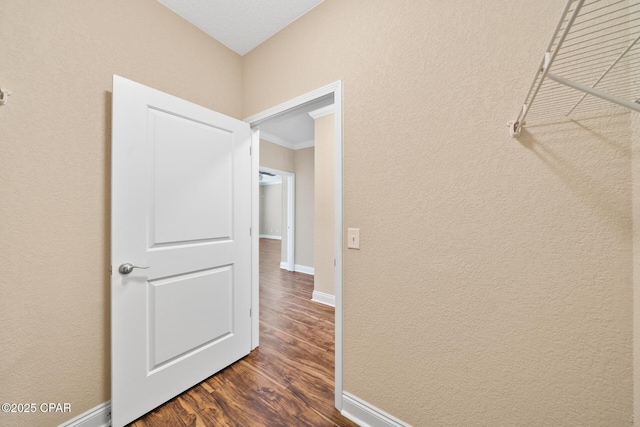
left=248, top=81, right=343, bottom=408
left=259, top=168, right=295, bottom=272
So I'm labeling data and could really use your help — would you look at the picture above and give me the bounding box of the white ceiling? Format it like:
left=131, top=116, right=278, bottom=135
left=258, top=96, right=334, bottom=150
left=157, top=0, right=326, bottom=56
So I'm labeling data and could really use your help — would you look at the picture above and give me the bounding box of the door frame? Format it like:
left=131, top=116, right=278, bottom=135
left=259, top=166, right=296, bottom=272
left=244, top=81, right=344, bottom=410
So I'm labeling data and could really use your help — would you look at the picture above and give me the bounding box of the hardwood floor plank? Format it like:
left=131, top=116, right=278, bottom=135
left=128, top=238, right=357, bottom=427
left=259, top=275, right=336, bottom=350
left=260, top=303, right=335, bottom=352
left=258, top=321, right=334, bottom=381
left=228, top=360, right=335, bottom=427
left=260, top=274, right=317, bottom=300
left=130, top=398, right=194, bottom=427
left=173, top=396, right=211, bottom=427
left=194, top=363, right=291, bottom=427
left=260, top=286, right=335, bottom=323
left=241, top=345, right=301, bottom=387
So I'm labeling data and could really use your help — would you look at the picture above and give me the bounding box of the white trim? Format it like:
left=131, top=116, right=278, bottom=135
left=260, top=131, right=315, bottom=151
left=286, top=174, right=295, bottom=272
left=245, top=81, right=340, bottom=125
left=251, top=129, right=260, bottom=350
left=294, top=264, right=315, bottom=275
left=280, top=261, right=289, bottom=270
left=259, top=234, right=281, bottom=240
left=341, top=392, right=413, bottom=427
left=333, top=81, right=344, bottom=410
left=311, top=290, right=335, bottom=307
left=58, top=401, right=110, bottom=427
left=295, top=139, right=315, bottom=150
left=308, top=104, right=335, bottom=119
left=246, top=80, right=343, bottom=411
left=259, top=180, right=282, bottom=186
left=260, top=131, right=297, bottom=150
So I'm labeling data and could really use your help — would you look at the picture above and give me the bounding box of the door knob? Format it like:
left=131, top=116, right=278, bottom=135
left=118, top=263, right=150, bottom=275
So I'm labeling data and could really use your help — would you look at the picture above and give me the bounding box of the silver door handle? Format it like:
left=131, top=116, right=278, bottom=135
left=118, top=263, right=150, bottom=275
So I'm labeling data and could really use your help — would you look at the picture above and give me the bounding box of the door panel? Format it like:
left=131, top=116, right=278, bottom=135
left=149, top=266, right=233, bottom=369
left=111, top=75, right=252, bottom=427
left=150, top=108, right=233, bottom=244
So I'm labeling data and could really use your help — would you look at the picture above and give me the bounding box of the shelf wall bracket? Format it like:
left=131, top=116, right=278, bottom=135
left=508, top=0, right=585, bottom=137
left=0, top=87, right=10, bottom=106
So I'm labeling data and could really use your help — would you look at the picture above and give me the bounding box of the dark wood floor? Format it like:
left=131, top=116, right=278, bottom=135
left=129, top=238, right=357, bottom=427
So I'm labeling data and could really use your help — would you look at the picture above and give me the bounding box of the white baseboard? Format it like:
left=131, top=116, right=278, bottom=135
left=58, top=401, right=110, bottom=427
left=259, top=234, right=281, bottom=240
left=279, top=262, right=313, bottom=275
left=341, top=392, right=412, bottom=427
left=312, top=290, right=335, bottom=307
left=294, top=264, right=315, bottom=275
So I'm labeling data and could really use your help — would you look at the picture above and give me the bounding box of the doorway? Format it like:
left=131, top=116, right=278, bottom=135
left=246, top=81, right=344, bottom=409
left=259, top=167, right=295, bottom=272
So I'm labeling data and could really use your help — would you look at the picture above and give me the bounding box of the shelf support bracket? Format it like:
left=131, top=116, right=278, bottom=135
left=0, top=87, right=10, bottom=106
left=508, top=0, right=585, bottom=137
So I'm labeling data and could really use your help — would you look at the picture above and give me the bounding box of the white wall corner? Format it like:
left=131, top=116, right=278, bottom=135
left=58, top=401, right=111, bottom=427
left=341, top=392, right=413, bottom=427
left=294, top=264, right=315, bottom=275
left=312, top=290, right=335, bottom=307
left=308, top=104, right=335, bottom=119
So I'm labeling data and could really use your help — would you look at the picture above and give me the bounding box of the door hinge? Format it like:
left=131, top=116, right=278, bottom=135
left=250, top=308, right=252, bottom=317
left=249, top=146, right=252, bottom=156
left=249, top=227, right=252, bottom=236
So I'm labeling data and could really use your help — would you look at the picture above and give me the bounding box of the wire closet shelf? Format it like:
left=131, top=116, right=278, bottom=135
left=509, top=0, right=640, bottom=137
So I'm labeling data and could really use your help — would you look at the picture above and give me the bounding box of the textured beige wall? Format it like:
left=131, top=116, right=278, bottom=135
left=295, top=147, right=315, bottom=270
left=259, top=184, right=282, bottom=237
left=314, top=114, right=335, bottom=296
left=0, top=1, right=242, bottom=426
left=243, top=1, right=633, bottom=425
left=259, top=139, right=295, bottom=173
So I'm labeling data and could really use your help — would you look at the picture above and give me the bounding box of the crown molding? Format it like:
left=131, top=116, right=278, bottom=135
left=260, top=131, right=296, bottom=150
left=260, top=131, right=314, bottom=150
left=296, top=139, right=315, bottom=150
left=308, top=104, right=335, bottom=119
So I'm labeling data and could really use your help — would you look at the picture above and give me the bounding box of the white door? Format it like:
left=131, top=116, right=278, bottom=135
left=110, top=75, right=252, bottom=427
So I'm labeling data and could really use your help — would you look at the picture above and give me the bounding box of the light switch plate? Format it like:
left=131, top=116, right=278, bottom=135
left=347, top=228, right=360, bottom=249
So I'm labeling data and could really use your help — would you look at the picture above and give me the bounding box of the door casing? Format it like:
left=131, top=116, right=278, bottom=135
left=244, top=81, right=344, bottom=410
